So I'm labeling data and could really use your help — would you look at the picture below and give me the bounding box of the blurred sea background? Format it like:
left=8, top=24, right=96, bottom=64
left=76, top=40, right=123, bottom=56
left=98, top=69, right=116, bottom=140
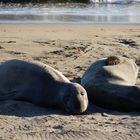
left=0, top=0, right=140, bottom=23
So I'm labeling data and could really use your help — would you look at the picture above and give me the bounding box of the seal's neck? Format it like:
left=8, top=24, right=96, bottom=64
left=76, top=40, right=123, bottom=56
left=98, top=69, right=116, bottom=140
left=56, top=82, right=70, bottom=109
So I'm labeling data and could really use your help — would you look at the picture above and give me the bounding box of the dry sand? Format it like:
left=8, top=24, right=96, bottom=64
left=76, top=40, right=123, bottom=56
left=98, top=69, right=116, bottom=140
left=0, top=24, right=140, bottom=140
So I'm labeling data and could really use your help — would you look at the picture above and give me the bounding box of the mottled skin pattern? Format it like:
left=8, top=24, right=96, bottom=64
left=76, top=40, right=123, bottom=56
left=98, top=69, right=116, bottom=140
left=81, top=56, right=140, bottom=111
left=0, top=59, right=88, bottom=114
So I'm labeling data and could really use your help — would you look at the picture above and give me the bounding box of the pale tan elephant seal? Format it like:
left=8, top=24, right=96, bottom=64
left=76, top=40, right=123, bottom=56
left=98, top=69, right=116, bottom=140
left=81, top=56, right=140, bottom=111
left=0, top=59, right=88, bottom=114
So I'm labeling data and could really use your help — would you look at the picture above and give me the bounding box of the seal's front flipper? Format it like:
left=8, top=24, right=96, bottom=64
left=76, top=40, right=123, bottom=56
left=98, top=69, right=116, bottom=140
left=0, top=90, right=23, bottom=101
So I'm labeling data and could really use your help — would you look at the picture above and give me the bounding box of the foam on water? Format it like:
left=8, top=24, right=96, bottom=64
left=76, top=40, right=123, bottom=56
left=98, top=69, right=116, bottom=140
left=0, top=3, right=140, bottom=23
left=90, top=0, right=140, bottom=4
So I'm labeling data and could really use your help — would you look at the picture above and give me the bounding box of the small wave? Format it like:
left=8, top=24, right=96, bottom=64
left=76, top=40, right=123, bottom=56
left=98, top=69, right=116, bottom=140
left=90, top=0, right=140, bottom=4
left=0, top=3, right=140, bottom=23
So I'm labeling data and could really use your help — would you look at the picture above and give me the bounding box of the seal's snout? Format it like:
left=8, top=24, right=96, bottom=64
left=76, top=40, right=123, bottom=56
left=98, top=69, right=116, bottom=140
left=77, top=90, right=88, bottom=114
left=71, top=83, right=88, bottom=114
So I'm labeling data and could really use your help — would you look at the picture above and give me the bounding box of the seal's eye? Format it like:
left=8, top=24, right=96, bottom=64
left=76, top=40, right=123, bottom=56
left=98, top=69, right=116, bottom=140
left=80, top=92, right=85, bottom=96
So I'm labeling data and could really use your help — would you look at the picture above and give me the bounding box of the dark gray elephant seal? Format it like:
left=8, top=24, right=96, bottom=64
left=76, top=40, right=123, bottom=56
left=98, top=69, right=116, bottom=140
left=0, top=59, right=88, bottom=114
left=81, top=56, right=140, bottom=111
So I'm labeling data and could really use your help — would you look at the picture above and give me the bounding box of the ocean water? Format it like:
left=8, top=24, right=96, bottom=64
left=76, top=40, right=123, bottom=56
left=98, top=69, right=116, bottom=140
left=90, top=0, right=140, bottom=4
left=0, top=2, right=140, bottom=24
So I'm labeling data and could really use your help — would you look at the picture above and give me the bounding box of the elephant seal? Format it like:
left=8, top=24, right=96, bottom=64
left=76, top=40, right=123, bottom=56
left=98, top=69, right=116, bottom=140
left=0, top=59, right=88, bottom=114
left=81, top=56, right=140, bottom=111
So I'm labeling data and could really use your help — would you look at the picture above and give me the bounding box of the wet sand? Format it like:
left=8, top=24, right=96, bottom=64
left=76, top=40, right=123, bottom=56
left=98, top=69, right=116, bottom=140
left=0, top=24, right=140, bottom=140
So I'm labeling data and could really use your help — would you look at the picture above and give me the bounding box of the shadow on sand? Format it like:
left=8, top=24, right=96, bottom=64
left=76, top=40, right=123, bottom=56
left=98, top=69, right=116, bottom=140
left=0, top=100, right=140, bottom=117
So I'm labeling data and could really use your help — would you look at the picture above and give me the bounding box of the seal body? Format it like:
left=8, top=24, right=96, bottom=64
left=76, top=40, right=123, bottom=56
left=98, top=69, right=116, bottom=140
left=0, top=59, right=88, bottom=114
left=81, top=56, right=140, bottom=111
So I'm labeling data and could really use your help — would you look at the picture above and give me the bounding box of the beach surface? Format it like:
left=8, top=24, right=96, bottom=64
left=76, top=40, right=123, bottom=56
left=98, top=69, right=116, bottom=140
left=0, top=24, right=140, bottom=140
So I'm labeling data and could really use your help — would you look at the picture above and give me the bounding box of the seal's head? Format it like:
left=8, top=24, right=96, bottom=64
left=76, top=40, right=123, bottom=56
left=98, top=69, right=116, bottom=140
left=61, top=83, right=88, bottom=114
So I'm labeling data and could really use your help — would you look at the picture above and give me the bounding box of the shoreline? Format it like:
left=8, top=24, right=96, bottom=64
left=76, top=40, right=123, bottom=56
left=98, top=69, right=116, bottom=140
left=1, top=23, right=140, bottom=39
left=1, top=22, right=140, bottom=24
left=1, top=23, right=140, bottom=24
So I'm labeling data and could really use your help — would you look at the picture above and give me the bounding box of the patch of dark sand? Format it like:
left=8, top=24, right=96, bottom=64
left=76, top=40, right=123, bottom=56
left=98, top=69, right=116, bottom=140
left=6, top=51, right=26, bottom=55
left=0, top=46, right=4, bottom=49
left=136, top=35, right=140, bottom=37
left=63, top=71, right=78, bottom=79
left=119, top=39, right=138, bottom=48
left=0, top=41, right=16, bottom=44
left=136, top=59, right=140, bottom=66
left=33, top=40, right=55, bottom=46
left=49, top=49, right=78, bottom=58
left=50, top=50, right=65, bottom=56
left=97, top=42, right=118, bottom=47
left=33, top=56, right=49, bottom=61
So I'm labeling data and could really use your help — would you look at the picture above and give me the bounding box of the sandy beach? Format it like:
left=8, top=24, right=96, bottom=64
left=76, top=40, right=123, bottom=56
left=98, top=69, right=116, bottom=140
left=0, top=24, right=140, bottom=140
